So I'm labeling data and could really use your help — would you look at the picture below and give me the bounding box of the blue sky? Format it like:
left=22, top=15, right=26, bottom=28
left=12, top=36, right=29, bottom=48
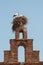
left=0, top=0, right=43, bottom=62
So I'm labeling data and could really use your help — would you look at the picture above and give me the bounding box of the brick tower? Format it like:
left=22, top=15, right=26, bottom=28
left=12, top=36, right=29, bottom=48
left=0, top=14, right=43, bottom=65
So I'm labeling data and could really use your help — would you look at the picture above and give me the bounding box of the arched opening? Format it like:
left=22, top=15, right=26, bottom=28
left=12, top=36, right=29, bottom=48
left=18, top=46, right=25, bottom=62
left=19, top=33, right=23, bottom=39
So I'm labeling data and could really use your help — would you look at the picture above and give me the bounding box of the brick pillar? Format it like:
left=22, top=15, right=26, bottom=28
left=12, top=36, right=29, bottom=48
left=23, top=30, right=27, bottom=40
left=15, top=31, right=19, bottom=40
left=15, top=26, right=27, bottom=40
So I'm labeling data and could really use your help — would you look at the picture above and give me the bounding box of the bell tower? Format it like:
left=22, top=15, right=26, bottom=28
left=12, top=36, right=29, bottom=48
left=4, top=14, right=39, bottom=64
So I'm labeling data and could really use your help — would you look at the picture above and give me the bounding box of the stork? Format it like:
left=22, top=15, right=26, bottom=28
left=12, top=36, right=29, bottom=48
left=13, top=12, right=23, bottom=19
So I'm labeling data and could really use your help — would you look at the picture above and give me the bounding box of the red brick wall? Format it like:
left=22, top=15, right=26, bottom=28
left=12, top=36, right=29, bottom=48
left=4, top=39, right=39, bottom=63
left=1, top=23, right=40, bottom=64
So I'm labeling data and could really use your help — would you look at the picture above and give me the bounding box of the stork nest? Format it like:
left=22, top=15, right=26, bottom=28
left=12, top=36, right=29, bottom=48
left=12, top=16, right=28, bottom=31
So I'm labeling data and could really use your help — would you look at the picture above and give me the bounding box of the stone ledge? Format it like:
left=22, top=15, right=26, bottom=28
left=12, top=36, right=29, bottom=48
left=0, top=62, right=43, bottom=65
left=10, top=39, right=33, bottom=41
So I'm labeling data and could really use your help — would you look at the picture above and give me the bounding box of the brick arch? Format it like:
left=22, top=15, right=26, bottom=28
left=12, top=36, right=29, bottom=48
left=15, top=26, right=27, bottom=39
left=17, top=41, right=27, bottom=49
left=19, top=29, right=24, bottom=38
left=19, top=28, right=24, bottom=32
left=18, top=42, right=26, bottom=48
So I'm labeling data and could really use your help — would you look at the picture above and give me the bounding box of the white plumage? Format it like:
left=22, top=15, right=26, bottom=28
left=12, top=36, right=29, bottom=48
left=13, top=13, right=23, bottom=19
